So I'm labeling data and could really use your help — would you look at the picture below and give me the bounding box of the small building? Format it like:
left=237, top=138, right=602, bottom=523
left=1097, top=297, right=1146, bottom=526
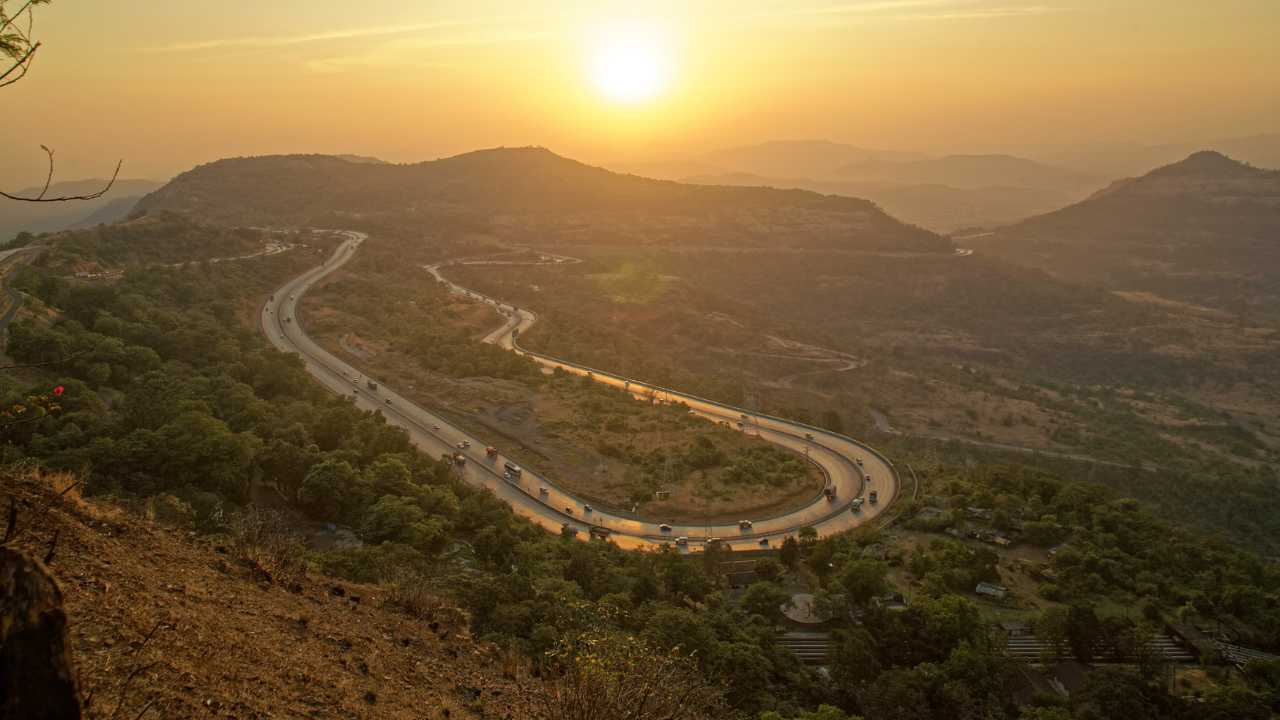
left=976, top=582, right=1007, bottom=599
left=876, top=593, right=910, bottom=611
left=966, top=507, right=994, bottom=520
left=918, top=506, right=944, bottom=520
left=1001, top=621, right=1028, bottom=637
left=1047, top=543, right=1073, bottom=558
left=1050, top=660, right=1094, bottom=697
left=862, top=542, right=889, bottom=560
left=944, top=526, right=967, bottom=539
left=1014, top=665, right=1061, bottom=707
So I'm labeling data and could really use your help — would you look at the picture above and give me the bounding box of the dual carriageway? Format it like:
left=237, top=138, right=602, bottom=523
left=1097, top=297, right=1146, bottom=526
left=261, top=232, right=900, bottom=552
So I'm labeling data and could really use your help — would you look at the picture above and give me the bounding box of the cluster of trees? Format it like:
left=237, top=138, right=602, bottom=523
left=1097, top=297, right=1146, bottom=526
left=892, top=463, right=1280, bottom=649
left=309, top=270, right=543, bottom=381
left=1, top=246, right=462, bottom=568
left=34, top=211, right=264, bottom=268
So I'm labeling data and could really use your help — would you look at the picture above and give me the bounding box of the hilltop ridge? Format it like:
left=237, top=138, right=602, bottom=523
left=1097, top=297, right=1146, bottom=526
left=970, top=152, right=1280, bottom=317
left=135, top=148, right=953, bottom=253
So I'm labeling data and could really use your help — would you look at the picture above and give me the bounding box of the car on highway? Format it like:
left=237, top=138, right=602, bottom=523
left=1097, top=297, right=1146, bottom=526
left=675, top=537, right=688, bottom=545
left=659, top=524, right=672, bottom=531
left=565, top=507, right=573, bottom=515
left=433, top=424, right=440, bottom=430
left=738, top=520, right=753, bottom=529
left=805, top=432, right=814, bottom=440
left=865, top=474, right=872, bottom=481
left=855, top=457, right=863, bottom=465
left=759, top=538, right=769, bottom=546
left=343, top=371, right=348, bottom=375
left=870, top=491, right=878, bottom=503
left=850, top=498, right=865, bottom=510
left=385, top=398, right=392, bottom=404
left=504, top=472, right=512, bottom=479
left=539, top=487, right=548, bottom=494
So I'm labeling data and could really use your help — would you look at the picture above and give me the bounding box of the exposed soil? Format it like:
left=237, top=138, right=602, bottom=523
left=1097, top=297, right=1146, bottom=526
left=2, top=467, right=547, bottom=720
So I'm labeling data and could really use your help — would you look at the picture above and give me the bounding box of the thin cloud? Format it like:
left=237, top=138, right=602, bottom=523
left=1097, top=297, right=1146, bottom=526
left=143, top=21, right=476, bottom=52
left=740, top=0, right=1062, bottom=25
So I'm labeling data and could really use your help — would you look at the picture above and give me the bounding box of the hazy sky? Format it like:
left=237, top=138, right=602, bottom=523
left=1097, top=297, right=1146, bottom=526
left=3, top=0, right=1278, bottom=186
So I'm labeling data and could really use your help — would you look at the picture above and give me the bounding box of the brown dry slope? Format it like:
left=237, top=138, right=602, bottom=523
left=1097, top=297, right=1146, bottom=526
left=2, top=468, right=541, bottom=720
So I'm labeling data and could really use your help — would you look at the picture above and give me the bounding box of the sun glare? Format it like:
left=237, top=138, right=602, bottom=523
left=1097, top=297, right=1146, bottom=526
left=587, top=27, right=672, bottom=104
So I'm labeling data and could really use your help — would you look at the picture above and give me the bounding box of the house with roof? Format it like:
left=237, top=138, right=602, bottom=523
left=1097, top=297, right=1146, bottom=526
left=1047, top=543, right=1073, bottom=558
left=976, top=582, right=1007, bottom=599
left=1014, top=666, right=1061, bottom=707
left=876, top=593, right=910, bottom=611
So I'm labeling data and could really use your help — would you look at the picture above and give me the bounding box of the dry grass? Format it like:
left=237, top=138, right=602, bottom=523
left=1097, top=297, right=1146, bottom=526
left=385, top=574, right=470, bottom=632
left=229, top=511, right=308, bottom=587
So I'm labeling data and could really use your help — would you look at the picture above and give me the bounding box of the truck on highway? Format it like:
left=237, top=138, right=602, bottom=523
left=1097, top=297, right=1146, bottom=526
left=366, top=380, right=378, bottom=390
left=824, top=487, right=838, bottom=500
left=486, top=446, right=499, bottom=457
left=589, top=526, right=611, bottom=539
left=503, top=461, right=522, bottom=477
left=452, top=452, right=466, bottom=466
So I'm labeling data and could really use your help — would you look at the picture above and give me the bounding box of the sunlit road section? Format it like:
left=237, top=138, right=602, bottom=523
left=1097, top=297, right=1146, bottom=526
left=264, top=236, right=900, bottom=552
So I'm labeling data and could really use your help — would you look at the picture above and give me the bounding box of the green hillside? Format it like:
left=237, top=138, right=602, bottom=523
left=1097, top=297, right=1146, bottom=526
left=134, top=148, right=953, bottom=253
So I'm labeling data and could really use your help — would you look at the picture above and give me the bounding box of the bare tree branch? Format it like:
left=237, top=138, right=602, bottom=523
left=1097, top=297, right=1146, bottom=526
left=0, top=146, right=123, bottom=202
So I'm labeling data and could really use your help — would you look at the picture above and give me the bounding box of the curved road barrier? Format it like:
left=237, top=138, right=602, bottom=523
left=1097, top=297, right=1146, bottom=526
left=263, top=235, right=899, bottom=552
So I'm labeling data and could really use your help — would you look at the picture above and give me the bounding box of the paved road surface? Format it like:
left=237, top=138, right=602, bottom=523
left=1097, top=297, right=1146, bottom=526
left=263, top=235, right=900, bottom=552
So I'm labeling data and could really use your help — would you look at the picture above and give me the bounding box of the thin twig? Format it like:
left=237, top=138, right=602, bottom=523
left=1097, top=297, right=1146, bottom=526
left=0, top=153, right=122, bottom=203
left=1, top=497, right=16, bottom=544
left=110, top=622, right=165, bottom=720
left=0, top=336, right=108, bottom=371
left=41, top=527, right=58, bottom=563
left=132, top=697, right=160, bottom=720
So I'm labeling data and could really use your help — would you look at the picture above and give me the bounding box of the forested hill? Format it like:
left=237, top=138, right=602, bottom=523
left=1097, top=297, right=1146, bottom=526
left=134, top=148, right=953, bottom=252
left=970, top=151, right=1280, bottom=317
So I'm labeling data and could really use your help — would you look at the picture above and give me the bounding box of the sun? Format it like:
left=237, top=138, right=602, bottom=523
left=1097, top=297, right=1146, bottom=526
left=587, top=27, right=672, bottom=104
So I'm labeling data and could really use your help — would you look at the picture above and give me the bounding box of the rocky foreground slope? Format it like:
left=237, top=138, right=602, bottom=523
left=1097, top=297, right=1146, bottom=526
left=2, top=467, right=539, bottom=719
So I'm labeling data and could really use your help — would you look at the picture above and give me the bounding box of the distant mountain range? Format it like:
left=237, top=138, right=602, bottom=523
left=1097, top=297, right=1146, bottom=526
left=970, top=151, right=1280, bottom=318
left=0, top=178, right=165, bottom=240
left=136, top=149, right=953, bottom=253
left=678, top=172, right=1088, bottom=234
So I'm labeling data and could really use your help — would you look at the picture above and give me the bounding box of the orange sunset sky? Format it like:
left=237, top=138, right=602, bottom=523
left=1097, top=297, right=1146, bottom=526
left=2, top=0, right=1278, bottom=186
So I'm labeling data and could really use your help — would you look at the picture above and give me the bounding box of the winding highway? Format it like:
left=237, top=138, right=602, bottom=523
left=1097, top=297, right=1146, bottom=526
left=262, top=233, right=900, bottom=552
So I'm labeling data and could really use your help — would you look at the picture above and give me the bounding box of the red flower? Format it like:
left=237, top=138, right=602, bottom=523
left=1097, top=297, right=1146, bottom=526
left=54, top=386, right=64, bottom=396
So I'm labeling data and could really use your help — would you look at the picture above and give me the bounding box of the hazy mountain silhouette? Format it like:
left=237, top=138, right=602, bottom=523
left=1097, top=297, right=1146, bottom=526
left=690, top=140, right=929, bottom=179
left=0, top=178, right=164, bottom=240
left=1037, top=133, right=1280, bottom=176
left=972, top=151, right=1280, bottom=318
left=831, top=154, right=1094, bottom=189
left=136, top=148, right=952, bottom=252
left=59, top=196, right=142, bottom=232
left=679, top=171, right=1091, bottom=233
left=332, top=154, right=391, bottom=164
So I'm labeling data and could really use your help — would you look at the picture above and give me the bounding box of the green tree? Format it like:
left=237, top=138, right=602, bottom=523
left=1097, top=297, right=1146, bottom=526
left=739, top=582, right=795, bottom=626
left=780, top=536, right=801, bottom=570
left=297, top=459, right=366, bottom=523
left=361, top=495, right=450, bottom=554
left=838, top=557, right=891, bottom=607
left=754, top=556, right=785, bottom=585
